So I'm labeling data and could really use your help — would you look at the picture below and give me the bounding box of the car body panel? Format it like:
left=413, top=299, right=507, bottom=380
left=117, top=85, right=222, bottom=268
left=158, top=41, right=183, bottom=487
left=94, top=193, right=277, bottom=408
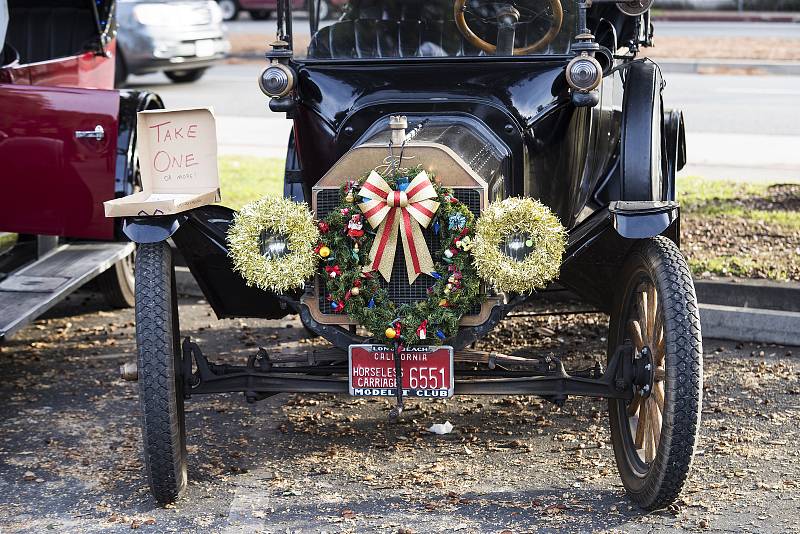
left=0, top=40, right=116, bottom=89
left=289, top=57, right=624, bottom=231
left=0, top=83, right=120, bottom=239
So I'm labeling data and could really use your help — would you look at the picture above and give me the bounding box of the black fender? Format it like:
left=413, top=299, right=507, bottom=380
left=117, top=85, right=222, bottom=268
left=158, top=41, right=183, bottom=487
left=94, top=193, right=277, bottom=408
left=283, top=127, right=308, bottom=203
left=122, top=215, right=186, bottom=244
left=559, top=201, right=680, bottom=311
left=663, top=109, right=686, bottom=201
left=115, top=90, right=165, bottom=200
left=609, top=201, right=678, bottom=241
left=619, top=61, right=667, bottom=201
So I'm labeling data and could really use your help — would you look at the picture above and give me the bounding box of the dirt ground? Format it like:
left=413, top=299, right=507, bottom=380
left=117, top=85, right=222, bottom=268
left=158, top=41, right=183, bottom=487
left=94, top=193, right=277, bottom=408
left=1, top=291, right=799, bottom=533
left=682, top=183, right=800, bottom=281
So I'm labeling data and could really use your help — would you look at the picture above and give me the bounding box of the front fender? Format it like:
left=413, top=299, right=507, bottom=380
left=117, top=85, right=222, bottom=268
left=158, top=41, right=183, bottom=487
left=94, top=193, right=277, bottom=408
left=122, top=215, right=186, bottom=243
left=609, top=201, right=679, bottom=240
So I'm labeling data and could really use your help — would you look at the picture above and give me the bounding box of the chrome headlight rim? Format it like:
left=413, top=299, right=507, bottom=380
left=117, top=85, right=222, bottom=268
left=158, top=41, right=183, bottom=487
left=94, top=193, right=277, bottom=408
left=258, top=63, right=295, bottom=98
left=566, top=54, right=603, bottom=93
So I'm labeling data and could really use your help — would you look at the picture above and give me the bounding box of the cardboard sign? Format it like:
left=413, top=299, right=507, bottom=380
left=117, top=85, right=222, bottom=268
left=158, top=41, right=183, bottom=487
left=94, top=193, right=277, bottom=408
left=104, top=108, right=220, bottom=217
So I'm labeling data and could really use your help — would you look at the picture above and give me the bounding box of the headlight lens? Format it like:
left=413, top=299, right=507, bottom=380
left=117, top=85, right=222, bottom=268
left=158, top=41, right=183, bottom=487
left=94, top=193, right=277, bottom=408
left=259, top=230, right=291, bottom=260
left=500, top=232, right=535, bottom=262
left=566, top=55, right=603, bottom=92
left=258, top=64, right=295, bottom=98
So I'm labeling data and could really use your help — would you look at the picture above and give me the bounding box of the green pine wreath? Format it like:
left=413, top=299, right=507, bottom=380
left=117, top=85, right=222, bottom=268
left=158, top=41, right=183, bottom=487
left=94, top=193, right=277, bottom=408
left=316, top=166, right=483, bottom=346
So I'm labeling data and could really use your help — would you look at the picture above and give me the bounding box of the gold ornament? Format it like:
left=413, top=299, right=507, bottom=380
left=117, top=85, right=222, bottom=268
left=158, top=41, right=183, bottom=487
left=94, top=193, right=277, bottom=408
left=319, top=246, right=331, bottom=258
left=351, top=286, right=360, bottom=296
left=385, top=327, right=397, bottom=339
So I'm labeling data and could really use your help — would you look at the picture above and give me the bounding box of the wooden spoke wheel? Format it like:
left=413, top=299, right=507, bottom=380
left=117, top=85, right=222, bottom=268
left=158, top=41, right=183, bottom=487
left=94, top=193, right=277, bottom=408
left=625, top=279, right=666, bottom=464
left=609, top=237, right=703, bottom=510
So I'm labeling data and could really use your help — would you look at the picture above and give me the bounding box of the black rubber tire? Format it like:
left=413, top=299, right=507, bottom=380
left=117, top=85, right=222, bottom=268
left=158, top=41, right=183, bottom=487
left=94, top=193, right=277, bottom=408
left=114, top=48, right=128, bottom=88
left=249, top=9, right=272, bottom=19
left=165, top=68, right=207, bottom=84
left=608, top=236, right=703, bottom=510
left=135, top=242, right=188, bottom=505
left=217, top=0, right=239, bottom=20
left=96, top=253, right=136, bottom=308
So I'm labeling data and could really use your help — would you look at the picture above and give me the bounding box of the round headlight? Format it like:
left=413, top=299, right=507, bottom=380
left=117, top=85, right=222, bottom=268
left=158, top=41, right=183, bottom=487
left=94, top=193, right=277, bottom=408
left=500, top=231, right=535, bottom=262
left=617, top=0, right=654, bottom=16
left=258, top=64, right=295, bottom=98
left=259, top=230, right=291, bottom=260
left=566, top=55, right=603, bottom=93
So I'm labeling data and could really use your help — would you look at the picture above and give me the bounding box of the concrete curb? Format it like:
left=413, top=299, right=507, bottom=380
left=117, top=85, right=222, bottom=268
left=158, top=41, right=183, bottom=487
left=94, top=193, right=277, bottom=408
left=657, top=58, right=800, bottom=76
left=700, top=304, right=800, bottom=346
left=176, top=267, right=201, bottom=298
left=653, top=11, right=800, bottom=23
left=694, top=277, right=800, bottom=313
left=176, top=267, right=800, bottom=345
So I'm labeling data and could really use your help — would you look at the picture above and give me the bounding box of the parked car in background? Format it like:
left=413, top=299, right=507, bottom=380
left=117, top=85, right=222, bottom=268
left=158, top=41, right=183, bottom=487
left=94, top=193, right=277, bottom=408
left=116, top=0, right=229, bottom=86
left=0, top=0, right=163, bottom=340
left=217, top=0, right=342, bottom=21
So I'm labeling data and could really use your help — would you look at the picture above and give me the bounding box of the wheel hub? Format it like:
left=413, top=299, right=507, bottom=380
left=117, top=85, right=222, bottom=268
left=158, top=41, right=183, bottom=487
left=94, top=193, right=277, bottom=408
left=632, top=345, right=655, bottom=399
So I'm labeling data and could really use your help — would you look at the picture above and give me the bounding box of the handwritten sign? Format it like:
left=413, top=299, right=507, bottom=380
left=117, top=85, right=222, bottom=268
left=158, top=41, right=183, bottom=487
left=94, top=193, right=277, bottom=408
left=138, top=109, right=218, bottom=192
left=103, top=108, right=220, bottom=217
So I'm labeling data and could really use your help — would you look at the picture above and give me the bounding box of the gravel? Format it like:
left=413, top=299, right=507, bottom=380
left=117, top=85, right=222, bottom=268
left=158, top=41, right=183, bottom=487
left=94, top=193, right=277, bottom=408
left=1, top=292, right=799, bottom=533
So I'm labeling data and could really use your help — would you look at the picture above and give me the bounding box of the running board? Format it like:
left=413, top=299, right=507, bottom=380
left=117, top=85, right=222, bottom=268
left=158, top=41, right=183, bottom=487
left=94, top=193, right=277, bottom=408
left=0, top=242, right=134, bottom=341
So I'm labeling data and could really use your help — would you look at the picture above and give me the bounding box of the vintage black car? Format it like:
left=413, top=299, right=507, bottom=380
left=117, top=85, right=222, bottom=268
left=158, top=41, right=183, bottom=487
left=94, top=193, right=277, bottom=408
left=120, top=0, right=699, bottom=511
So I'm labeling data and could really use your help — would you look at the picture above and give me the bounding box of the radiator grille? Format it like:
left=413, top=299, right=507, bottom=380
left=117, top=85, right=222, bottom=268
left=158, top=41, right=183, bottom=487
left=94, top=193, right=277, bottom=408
left=316, top=188, right=482, bottom=315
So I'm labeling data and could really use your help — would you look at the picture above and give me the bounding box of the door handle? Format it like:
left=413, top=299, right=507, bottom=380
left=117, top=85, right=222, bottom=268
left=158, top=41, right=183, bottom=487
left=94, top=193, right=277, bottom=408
left=75, top=125, right=105, bottom=140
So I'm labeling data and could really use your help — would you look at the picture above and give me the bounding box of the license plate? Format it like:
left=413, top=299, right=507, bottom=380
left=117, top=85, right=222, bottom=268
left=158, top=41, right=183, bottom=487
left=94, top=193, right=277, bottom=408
left=349, top=345, right=454, bottom=399
left=195, top=39, right=215, bottom=57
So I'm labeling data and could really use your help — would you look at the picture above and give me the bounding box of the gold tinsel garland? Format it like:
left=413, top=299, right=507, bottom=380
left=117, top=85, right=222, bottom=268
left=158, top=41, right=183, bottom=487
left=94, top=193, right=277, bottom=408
left=227, top=196, right=320, bottom=293
left=472, top=197, right=566, bottom=294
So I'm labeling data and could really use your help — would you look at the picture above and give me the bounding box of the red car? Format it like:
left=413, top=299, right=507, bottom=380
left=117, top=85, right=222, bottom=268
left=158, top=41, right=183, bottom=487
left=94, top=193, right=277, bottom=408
left=0, top=0, right=163, bottom=340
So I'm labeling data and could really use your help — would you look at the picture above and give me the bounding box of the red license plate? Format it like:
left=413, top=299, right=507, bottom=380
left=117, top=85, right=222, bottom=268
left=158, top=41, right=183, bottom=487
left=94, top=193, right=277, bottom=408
left=348, top=344, right=454, bottom=399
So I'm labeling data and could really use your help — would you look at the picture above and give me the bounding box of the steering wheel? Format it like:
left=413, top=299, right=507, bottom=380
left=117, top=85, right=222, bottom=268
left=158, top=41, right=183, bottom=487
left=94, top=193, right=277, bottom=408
left=454, top=0, right=564, bottom=55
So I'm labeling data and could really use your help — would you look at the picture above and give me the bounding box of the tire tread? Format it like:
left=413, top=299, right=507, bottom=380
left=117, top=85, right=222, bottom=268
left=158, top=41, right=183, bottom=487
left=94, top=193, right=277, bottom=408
left=135, top=242, right=187, bottom=505
left=611, top=236, right=703, bottom=510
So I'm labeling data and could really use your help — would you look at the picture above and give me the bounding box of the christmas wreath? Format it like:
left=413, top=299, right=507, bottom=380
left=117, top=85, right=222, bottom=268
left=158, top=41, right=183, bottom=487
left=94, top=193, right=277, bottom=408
left=472, top=197, right=566, bottom=294
left=316, top=166, right=483, bottom=346
left=227, top=196, right=320, bottom=293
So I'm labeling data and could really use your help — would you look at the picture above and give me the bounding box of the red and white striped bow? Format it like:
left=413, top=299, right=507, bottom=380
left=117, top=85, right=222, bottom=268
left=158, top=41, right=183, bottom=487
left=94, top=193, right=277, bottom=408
left=358, top=170, right=440, bottom=284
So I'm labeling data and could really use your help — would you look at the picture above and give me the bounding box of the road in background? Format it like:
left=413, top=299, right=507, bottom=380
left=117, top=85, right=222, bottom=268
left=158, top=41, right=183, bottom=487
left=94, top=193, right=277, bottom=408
left=654, top=21, right=800, bottom=38
left=663, top=73, right=800, bottom=181
left=220, top=18, right=800, bottom=38
left=131, top=63, right=800, bottom=181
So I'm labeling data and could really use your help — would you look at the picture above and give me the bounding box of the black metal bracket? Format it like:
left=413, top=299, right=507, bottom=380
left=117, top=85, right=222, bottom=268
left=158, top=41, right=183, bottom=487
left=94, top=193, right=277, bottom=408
left=180, top=337, right=637, bottom=404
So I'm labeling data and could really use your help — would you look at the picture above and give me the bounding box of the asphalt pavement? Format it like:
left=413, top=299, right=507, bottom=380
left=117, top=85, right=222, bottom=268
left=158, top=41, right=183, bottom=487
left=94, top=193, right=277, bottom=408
left=129, top=64, right=800, bottom=182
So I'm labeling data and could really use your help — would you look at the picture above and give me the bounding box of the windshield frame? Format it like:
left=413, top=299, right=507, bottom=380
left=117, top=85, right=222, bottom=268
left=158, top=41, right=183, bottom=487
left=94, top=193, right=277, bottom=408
left=278, top=0, right=578, bottom=64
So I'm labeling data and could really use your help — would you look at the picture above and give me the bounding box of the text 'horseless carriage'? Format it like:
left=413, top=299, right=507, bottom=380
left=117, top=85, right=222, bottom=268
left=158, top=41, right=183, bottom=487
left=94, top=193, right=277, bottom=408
left=118, top=0, right=700, bottom=511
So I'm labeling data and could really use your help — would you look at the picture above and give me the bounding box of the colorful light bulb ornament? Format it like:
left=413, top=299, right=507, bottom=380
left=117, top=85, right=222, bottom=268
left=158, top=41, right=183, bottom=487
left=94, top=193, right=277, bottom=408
left=313, top=165, right=483, bottom=346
